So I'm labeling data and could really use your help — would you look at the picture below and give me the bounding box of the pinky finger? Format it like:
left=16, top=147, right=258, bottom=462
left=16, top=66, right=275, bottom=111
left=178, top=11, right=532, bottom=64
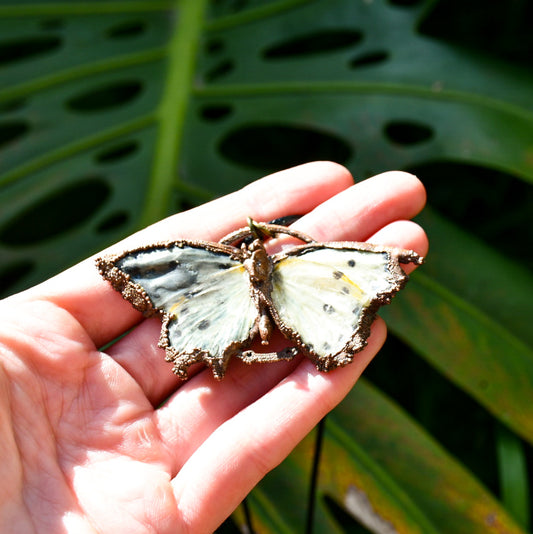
left=367, top=219, right=429, bottom=274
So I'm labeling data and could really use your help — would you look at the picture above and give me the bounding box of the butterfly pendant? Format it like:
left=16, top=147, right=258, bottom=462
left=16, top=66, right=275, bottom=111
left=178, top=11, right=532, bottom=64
left=96, top=218, right=423, bottom=380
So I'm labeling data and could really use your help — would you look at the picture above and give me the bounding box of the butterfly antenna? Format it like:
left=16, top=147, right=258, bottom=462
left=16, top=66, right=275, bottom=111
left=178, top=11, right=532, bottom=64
left=247, top=217, right=274, bottom=241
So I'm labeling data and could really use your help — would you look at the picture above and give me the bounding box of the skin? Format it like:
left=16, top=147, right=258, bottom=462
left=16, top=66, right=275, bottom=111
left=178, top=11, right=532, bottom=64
left=0, top=162, right=428, bottom=533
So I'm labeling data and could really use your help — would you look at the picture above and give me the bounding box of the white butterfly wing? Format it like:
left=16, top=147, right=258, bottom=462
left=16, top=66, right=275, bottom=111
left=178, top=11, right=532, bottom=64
left=270, top=245, right=410, bottom=370
left=100, top=244, right=259, bottom=378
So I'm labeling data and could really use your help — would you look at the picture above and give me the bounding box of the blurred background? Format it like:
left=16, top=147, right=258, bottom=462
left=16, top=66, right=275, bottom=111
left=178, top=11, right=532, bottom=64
left=0, top=0, right=532, bottom=532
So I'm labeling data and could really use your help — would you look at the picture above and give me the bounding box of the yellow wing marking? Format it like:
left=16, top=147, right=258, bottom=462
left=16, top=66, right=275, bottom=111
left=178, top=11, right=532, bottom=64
left=169, top=295, right=188, bottom=317
left=274, top=257, right=365, bottom=298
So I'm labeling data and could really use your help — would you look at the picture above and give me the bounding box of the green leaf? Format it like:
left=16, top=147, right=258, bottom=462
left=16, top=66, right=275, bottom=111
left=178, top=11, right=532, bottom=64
left=0, top=0, right=208, bottom=295
left=318, top=420, right=440, bottom=534
left=496, top=424, right=530, bottom=529
left=413, top=208, right=533, bottom=348
left=328, top=379, right=527, bottom=534
left=1, top=1, right=532, bottom=532
left=383, top=270, right=533, bottom=444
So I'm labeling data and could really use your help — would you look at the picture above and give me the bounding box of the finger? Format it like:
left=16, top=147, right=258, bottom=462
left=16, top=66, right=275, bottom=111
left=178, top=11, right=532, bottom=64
left=10, top=162, right=353, bottom=347
left=368, top=219, right=429, bottom=273
left=293, top=170, right=426, bottom=243
left=169, top=320, right=387, bottom=534
left=108, top=172, right=427, bottom=405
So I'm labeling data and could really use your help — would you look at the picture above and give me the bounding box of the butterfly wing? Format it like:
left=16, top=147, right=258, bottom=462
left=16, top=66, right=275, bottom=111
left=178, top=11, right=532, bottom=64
left=97, top=242, right=259, bottom=379
left=270, top=243, right=421, bottom=371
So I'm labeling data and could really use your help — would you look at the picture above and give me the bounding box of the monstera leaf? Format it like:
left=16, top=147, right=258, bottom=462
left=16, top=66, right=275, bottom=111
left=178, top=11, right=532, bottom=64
left=1, top=0, right=532, bottom=532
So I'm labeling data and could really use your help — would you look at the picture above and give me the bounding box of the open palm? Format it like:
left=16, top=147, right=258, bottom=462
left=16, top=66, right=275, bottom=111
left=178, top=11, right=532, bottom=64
left=0, top=163, right=427, bottom=533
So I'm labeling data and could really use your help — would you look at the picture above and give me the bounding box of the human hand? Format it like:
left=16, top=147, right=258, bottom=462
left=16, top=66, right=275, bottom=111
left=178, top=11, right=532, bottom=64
left=0, top=162, right=427, bottom=533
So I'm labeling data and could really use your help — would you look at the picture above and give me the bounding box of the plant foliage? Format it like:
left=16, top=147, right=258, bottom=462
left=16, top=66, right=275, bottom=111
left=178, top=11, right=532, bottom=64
left=1, top=0, right=532, bottom=532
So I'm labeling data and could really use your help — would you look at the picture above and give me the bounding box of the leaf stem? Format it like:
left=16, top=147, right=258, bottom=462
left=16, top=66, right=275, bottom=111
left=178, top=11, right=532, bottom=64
left=140, top=0, right=209, bottom=226
left=0, top=114, right=155, bottom=188
left=0, top=48, right=166, bottom=103
left=205, top=0, right=312, bottom=31
left=194, top=81, right=533, bottom=123
left=0, top=2, right=174, bottom=16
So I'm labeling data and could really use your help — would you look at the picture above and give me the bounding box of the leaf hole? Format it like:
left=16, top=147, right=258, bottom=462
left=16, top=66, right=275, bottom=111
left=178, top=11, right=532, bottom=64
left=384, top=120, right=434, bottom=145
left=206, top=38, right=225, bottom=54
left=107, top=20, right=147, bottom=39
left=96, top=211, right=129, bottom=233
left=176, top=197, right=201, bottom=213
left=0, top=98, right=27, bottom=113
left=418, top=0, right=533, bottom=67
left=218, top=124, right=352, bottom=172
left=349, top=50, right=389, bottom=68
left=0, top=120, right=31, bottom=150
left=0, top=260, right=34, bottom=298
left=199, top=104, right=233, bottom=121
left=95, top=140, right=140, bottom=164
left=0, top=177, right=111, bottom=246
left=66, top=80, right=143, bottom=112
left=204, top=59, right=234, bottom=82
left=0, top=36, right=62, bottom=65
left=263, top=29, right=363, bottom=59
left=40, top=18, right=64, bottom=30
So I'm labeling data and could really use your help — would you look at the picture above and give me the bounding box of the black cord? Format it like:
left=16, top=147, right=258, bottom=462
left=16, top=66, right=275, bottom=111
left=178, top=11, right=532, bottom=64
left=305, top=417, right=326, bottom=534
left=241, top=496, right=255, bottom=534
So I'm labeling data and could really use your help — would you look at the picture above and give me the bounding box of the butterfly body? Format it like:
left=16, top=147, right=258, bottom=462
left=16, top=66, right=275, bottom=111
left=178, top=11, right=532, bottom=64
left=97, top=220, right=423, bottom=379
